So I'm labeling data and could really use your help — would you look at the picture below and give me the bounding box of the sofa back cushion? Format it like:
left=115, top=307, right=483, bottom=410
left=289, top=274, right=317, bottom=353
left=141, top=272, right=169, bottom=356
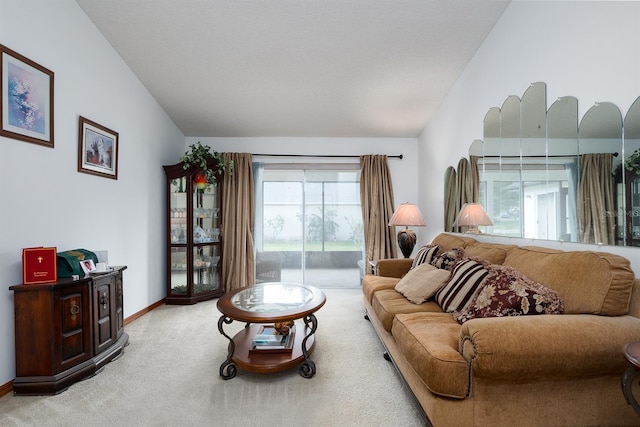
left=503, top=246, right=634, bottom=316
left=431, top=233, right=476, bottom=252
left=463, top=242, right=514, bottom=265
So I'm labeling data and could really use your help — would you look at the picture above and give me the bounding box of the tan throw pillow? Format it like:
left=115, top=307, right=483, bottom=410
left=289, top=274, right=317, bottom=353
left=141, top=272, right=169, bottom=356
left=395, top=263, right=452, bottom=304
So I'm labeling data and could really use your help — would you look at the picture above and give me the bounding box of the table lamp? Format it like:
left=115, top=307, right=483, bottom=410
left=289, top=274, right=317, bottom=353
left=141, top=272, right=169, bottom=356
left=389, top=203, right=426, bottom=258
left=454, top=203, right=493, bottom=234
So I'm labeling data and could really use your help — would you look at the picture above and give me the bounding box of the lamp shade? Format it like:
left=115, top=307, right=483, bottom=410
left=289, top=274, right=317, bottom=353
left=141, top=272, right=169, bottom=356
left=389, top=203, right=425, bottom=258
left=388, top=203, right=426, bottom=227
left=454, top=203, right=493, bottom=228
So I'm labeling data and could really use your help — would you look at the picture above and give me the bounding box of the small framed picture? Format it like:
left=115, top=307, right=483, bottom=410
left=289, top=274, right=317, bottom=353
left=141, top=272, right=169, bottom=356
left=78, top=116, right=119, bottom=180
left=0, top=44, right=54, bottom=147
left=80, top=259, right=96, bottom=275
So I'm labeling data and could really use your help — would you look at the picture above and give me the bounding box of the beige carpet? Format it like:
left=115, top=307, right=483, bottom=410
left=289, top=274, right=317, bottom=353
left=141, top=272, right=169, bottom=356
left=0, top=288, right=425, bottom=426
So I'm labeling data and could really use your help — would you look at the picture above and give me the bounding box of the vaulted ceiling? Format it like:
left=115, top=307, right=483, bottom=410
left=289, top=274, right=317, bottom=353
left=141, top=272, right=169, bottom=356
left=76, top=0, right=510, bottom=138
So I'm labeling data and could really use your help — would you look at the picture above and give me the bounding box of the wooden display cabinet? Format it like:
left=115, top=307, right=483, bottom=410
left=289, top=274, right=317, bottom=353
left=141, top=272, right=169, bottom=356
left=9, top=267, right=128, bottom=395
left=163, top=161, right=224, bottom=304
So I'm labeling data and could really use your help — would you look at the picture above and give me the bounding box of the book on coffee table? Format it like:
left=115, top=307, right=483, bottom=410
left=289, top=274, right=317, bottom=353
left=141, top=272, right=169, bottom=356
left=249, top=325, right=296, bottom=354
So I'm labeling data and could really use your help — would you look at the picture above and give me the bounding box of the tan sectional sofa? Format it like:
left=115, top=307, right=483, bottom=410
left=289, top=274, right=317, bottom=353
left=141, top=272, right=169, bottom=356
left=362, top=233, right=640, bottom=426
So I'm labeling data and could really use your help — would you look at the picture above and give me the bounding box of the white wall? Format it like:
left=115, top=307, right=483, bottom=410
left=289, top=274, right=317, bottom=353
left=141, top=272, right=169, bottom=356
left=420, top=1, right=640, bottom=273
left=0, top=0, right=184, bottom=387
left=188, top=136, right=420, bottom=239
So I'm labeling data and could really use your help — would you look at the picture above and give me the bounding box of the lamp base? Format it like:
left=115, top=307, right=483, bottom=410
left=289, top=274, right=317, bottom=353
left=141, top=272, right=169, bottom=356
left=397, top=229, right=417, bottom=258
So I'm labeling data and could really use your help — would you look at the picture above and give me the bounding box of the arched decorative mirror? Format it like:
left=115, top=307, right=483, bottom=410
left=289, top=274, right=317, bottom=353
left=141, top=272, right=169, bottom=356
left=619, top=97, right=640, bottom=245
left=577, top=102, right=622, bottom=245
left=495, top=96, right=522, bottom=236
left=483, top=108, right=500, bottom=157
left=520, top=83, right=548, bottom=239
left=455, top=83, right=640, bottom=247
left=469, top=139, right=483, bottom=157
left=547, top=96, right=578, bottom=241
left=481, top=108, right=500, bottom=234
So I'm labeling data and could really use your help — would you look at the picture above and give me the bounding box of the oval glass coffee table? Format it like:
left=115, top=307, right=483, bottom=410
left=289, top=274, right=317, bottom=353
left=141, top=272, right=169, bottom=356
left=216, top=282, right=326, bottom=380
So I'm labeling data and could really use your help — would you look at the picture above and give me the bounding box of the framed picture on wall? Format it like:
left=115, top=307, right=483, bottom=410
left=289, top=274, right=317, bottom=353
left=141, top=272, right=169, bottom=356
left=0, top=44, right=54, bottom=148
left=78, top=116, right=119, bottom=180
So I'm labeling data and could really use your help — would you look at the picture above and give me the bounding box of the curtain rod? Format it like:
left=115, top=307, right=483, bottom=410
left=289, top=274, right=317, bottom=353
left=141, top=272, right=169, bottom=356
left=482, top=153, right=618, bottom=159
left=252, top=153, right=403, bottom=159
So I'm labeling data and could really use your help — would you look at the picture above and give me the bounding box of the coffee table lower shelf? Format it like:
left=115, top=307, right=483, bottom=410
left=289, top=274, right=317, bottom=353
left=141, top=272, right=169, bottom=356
left=226, top=322, right=315, bottom=376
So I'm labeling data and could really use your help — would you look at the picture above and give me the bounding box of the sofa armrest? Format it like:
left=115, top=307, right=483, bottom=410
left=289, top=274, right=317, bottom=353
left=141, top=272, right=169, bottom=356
left=460, top=314, right=640, bottom=381
left=377, top=258, right=413, bottom=278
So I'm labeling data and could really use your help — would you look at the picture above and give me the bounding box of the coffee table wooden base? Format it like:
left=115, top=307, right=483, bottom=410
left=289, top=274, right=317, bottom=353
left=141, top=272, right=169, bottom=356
left=622, top=341, right=640, bottom=416
left=219, top=318, right=317, bottom=379
left=233, top=323, right=314, bottom=372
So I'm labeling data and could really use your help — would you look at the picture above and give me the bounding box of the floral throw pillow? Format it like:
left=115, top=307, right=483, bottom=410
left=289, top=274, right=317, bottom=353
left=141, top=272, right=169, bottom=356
left=430, top=247, right=465, bottom=271
left=453, top=264, right=565, bottom=324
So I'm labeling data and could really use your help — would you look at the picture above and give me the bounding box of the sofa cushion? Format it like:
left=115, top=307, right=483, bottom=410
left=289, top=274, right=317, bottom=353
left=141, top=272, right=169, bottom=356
left=503, top=247, right=635, bottom=316
left=462, top=242, right=513, bottom=265
left=362, top=275, right=399, bottom=305
left=377, top=258, right=413, bottom=278
left=459, top=314, right=640, bottom=381
left=392, top=312, right=469, bottom=398
left=411, top=244, right=440, bottom=269
left=371, top=289, right=442, bottom=331
left=430, top=247, right=465, bottom=271
left=436, top=258, right=489, bottom=312
left=452, top=264, right=564, bottom=324
left=395, top=263, right=451, bottom=304
left=431, top=233, right=477, bottom=252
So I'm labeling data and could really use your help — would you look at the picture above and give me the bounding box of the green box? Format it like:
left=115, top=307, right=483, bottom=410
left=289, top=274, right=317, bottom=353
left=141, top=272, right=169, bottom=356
left=56, top=249, right=98, bottom=277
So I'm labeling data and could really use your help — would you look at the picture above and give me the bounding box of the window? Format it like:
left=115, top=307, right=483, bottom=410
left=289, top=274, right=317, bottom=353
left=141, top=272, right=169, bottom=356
left=255, top=165, right=364, bottom=288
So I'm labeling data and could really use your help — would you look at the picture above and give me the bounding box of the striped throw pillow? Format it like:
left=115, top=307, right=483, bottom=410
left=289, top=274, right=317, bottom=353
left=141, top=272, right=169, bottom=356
left=435, top=258, right=489, bottom=312
left=411, top=245, right=440, bottom=269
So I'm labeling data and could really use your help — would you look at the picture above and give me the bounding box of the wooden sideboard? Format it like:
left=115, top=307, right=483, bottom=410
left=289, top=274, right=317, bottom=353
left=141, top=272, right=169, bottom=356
left=9, top=266, right=128, bottom=395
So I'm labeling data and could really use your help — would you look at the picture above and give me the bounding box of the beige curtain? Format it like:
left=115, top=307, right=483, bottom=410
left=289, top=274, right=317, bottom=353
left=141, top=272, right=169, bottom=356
left=469, top=155, right=480, bottom=203
left=455, top=158, right=473, bottom=232
left=444, top=166, right=458, bottom=232
left=578, top=153, right=615, bottom=245
left=360, top=155, right=396, bottom=272
left=221, top=153, right=255, bottom=291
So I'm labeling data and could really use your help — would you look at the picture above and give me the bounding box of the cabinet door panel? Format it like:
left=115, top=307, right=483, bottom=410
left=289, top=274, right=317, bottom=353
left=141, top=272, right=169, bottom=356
left=116, top=274, right=124, bottom=336
left=59, top=285, right=91, bottom=370
left=93, top=277, right=116, bottom=354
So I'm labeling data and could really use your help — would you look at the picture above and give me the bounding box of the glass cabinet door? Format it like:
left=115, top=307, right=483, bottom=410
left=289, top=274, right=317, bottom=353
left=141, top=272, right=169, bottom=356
left=193, top=245, right=220, bottom=293
left=193, top=181, right=220, bottom=245
left=193, top=182, right=221, bottom=294
left=169, top=177, right=187, bottom=244
left=169, top=178, right=188, bottom=295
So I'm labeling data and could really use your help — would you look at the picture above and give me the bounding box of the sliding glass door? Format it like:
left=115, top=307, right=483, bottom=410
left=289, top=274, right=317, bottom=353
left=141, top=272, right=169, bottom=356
left=255, top=167, right=363, bottom=288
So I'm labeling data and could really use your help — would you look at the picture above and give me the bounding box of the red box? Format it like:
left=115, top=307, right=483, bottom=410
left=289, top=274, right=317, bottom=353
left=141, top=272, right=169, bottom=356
left=22, top=247, right=58, bottom=284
